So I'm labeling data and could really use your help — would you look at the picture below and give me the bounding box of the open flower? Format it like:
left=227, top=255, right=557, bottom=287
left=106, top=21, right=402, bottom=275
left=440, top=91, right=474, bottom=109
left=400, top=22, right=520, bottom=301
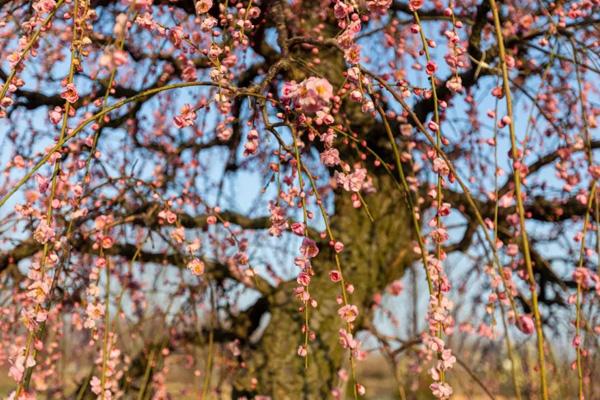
left=173, top=104, right=196, bottom=128
left=60, top=83, right=79, bottom=104
left=300, top=237, right=319, bottom=258
left=195, top=0, right=212, bottom=14
left=34, top=220, right=55, bottom=244
left=320, top=148, right=340, bottom=166
left=338, top=304, right=359, bottom=323
left=84, top=303, right=105, bottom=329
left=187, top=258, right=205, bottom=276
left=284, top=77, right=333, bottom=114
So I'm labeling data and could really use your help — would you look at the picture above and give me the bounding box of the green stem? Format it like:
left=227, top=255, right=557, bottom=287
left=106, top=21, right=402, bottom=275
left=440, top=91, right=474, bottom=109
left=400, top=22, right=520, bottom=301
left=488, top=1, right=547, bottom=397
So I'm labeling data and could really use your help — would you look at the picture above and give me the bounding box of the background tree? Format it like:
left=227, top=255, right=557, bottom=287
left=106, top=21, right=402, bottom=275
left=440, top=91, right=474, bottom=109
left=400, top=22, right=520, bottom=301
left=0, top=0, right=598, bottom=399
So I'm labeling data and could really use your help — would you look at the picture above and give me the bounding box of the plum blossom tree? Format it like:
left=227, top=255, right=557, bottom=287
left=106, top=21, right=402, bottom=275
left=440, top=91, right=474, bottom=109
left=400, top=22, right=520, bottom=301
left=0, top=0, right=598, bottom=399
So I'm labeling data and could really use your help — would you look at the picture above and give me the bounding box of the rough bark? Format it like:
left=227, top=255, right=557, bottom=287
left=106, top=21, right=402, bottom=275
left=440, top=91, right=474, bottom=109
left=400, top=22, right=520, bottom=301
left=232, top=175, right=414, bottom=398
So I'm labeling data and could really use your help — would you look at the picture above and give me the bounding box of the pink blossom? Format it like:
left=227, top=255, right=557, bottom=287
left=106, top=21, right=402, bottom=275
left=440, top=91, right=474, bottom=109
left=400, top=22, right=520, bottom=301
left=99, top=48, right=128, bottom=68
left=356, top=383, right=366, bottom=396
left=289, top=77, right=334, bottom=114
left=517, top=314, right=535, bottom=335
left=201, top=16, right=217, bottom=31
left=290, top=222, right=305, bottom=236
left=195, top=0, right=212, bottom=14
left=243, top=129, right=259, bottom=156
left=425, top=60, right=437, bottom=76
left=300, top=237, right=319, bottom=258
left=440, top=349, right=456, bottom=370
left=101, top=236, right=114, bottom=249
left=297, top=345, right=307, bottom=357
left=90, top=376, right=102, bottom=395
left=34, top=220, right=55, bottom=244
left=27, top=279, right=51, bottom=304
left=409, top=0, right=424, bottom=11
left=158, top=209, right=177, bottom=224
left=131, top=0, right=153, bottom=10
left=338, top=328, right=357, bottom=349
left=430, top=382, right=453, bottom=399
left=8, top=352, right=35, bottom=383
left=428, top=120, right=439, bottom=131
left=573, top=267, right=590, bottom=287
left=446, top=76, right=463, bottom=92
left=345, top=45, right=362, bottom=65
left=367, top=0, right=392, bottom=15
left=338, top=304, right=359, bottom=322
left=350, top=89, right=363, bottom=102
left=217, top=125, right=233, bottom=141
left=432, top=157, right=449, bottom=176
left=269, top=203, right=288, bottom=237
left=329, top=270, right=342, bottom=282
left=187, top=258, right=205, bottom=275
left=431, top=227, right=448, bottom=244
left=33, top=0, right=56, bottom=13
left=173, top=104, right=196, bottom=128
left=387, top=280, right=403, bottom=295
left=48, top=106, right=63, bottom=124
left=136, top=12, right=154, bottom=29
left=334, top=2, right=352, bottom=19
left=281, top=81, right=298, bottom=101
left=335, top=167, right=368, bottom=192
left=506, top=243, right=519, bottom=256
left=320, top=148, right=340, bottom=166
left=182, top=61, right=198, bottom=82
left=84, top=303, right=105, bottom=329
left=297, top=271, right=311, bottom=286
left=60, top=83, right=79, bottom=104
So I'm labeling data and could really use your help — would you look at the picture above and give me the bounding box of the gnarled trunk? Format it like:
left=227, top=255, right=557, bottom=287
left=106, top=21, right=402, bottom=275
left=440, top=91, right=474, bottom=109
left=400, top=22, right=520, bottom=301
left=233, top=176, right=414, bottom=398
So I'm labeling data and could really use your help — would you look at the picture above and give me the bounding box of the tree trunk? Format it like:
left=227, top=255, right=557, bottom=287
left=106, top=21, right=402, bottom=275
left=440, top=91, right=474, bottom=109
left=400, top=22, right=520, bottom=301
left=233, top=176, right=415, bottom=398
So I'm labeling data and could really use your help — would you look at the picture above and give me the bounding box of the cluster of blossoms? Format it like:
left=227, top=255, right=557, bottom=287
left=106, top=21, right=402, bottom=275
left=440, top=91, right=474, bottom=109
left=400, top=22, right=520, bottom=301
left=84, top=258, right=107, bottom=331
left=268, top=202, right=288, bottom=237
left=90, top=333, right=124, bottom=399
left=0, top=0, right=64, bottom=118
left=401, top=1, right=468, bottom=395
left=243, top=129, right=260, bottom=157
left=424, top=336, right=455, bottom=399
left=173, top=104, right=197, bottom=128
left=158, top=206, right=207, bottom=277
left=8, top=247, right=61, bottom=398
left=282, top=77, right=335, bottom=121
left=332, top=1, right=363, bottom=65
left=7, top=344, right=36, bottom=385
left=337, top=327, right=365, bottom=361
left=344, top=67, right=376, bottom=113
left=151, top=359, right=170, bottom=400
left=423, top=258, right=455, bottom=399
left=441, top=7, right=468, bottom=93
left=22, top=260, right=53, bottom=330
left=293, top=237, right=319, bottom=337
left=334, top=164, right=375, bottom=194
left=366, top=0, right=392, bottom=15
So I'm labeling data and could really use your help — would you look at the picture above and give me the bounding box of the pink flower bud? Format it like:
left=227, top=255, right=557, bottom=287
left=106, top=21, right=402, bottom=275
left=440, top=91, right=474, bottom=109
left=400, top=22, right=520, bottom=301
left=517, top=315, right=535, bottom=335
